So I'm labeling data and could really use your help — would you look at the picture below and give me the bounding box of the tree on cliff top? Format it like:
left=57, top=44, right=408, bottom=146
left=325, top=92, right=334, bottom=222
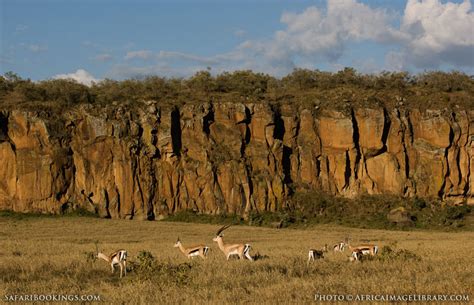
left=0, top=69, right=473, bottom=110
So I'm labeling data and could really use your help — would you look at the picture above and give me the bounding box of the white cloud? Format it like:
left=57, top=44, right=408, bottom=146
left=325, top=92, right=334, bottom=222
left=53, top=69, right=99, bottom=86
left=94, top=53, right=113, bottom=62
left=238, top=0, right=474, bottom=72
left=215, top=0, right=405, bottom=74
left=157, top=50, right=218, bottom=65
left=81, top=41, right=104, bottom=50
left=24, top=44, right=48, bottom=53
left=109, top=0, right=474, bottom=78
left=396, top=0, right=474, bottom=69
left=234, top=29, right=246, bottom=37
left=107, top=64, right=202, bottom=79
left=274, top=1, right=403, bottom=60
left=125, top=50, right=153, bottom=60
left=385, top=51, right=407, bottom=71
left=15, top=24, right=28, bottom=33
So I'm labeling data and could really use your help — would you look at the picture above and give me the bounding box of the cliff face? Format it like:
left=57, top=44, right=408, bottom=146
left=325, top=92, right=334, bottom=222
left=0, top=102, right=472, bottom=219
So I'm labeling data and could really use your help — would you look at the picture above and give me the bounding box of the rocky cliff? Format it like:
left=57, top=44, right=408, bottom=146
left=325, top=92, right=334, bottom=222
left=0, top=102, right=472, bottom=219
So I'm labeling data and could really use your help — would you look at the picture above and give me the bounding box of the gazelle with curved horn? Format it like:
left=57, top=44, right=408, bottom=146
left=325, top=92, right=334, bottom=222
left=95, top=243, right=128, bottom=278
left=174, top=237, right=209, bottom=259
left=212, top=225, right=253, bottom=261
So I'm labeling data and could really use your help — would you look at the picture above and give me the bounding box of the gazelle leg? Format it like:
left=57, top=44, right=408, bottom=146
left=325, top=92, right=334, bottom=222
left=124, top=261, right=127, bottom=276
left=111, top=264, right=115, bottom=274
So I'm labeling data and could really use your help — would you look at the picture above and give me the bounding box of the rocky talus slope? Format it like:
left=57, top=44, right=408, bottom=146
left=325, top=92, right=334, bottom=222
left=0, top=102, right=472, bottom=219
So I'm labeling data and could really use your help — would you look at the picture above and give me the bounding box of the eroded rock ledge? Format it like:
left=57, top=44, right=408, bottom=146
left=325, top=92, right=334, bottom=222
left=0, top=102, right=472, bottom=219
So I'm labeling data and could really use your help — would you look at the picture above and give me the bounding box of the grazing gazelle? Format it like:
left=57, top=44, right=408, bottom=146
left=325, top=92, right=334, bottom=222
left=212, top=225, right=253, bottom=261
left=174, top=237, right=209, bottom=259
left=308, top=244, right=328, bottom=264
left=333, top=237, right=349, bottom=254
left=347, top=239, right=378, bottom=260
left=95, top=244, right=128, bottom=278
left=333, top=241, right=347, bottom=254
left=349, top=249, right=363, bottom=262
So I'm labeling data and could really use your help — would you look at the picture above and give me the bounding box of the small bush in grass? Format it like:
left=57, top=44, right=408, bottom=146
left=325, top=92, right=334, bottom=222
left=129, top=250, right=193, bottom=284
left=134, top=250, right=156, bottom=273
left=378, top=246, right=421, bottom=262
left=252, top=252, right=270, bottom=261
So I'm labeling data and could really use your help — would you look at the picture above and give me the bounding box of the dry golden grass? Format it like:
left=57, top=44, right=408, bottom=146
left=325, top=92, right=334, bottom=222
left=0, top=217, right=473, bottom=304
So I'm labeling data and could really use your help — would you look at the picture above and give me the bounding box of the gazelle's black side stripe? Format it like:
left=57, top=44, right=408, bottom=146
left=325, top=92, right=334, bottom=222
left=189, top=249, right=200, bottom=255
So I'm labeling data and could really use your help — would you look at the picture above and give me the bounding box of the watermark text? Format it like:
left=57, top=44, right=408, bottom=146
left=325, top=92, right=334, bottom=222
left=315, top=293, right=470, bottom=303
left=4, top=294, right=101, bottom=302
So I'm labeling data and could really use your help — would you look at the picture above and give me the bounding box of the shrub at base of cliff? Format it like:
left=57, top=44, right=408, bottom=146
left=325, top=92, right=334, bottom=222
left=60, top=204, right=99, bottom=218
left=247, top=211, right=295, bottom=228
left=387, top=207, right=414, bottom=227
left=408, top=200, right=472, bottom=229
left=158, top=193, right=473, bottom=231
left=0, top=207, right=98, bottom=220
left=287, top=192, right=473, bottom=230
left=165, top=210, right=244, bottom=225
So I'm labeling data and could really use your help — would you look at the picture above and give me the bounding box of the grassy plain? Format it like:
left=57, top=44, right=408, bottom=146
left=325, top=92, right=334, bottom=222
left=0, top=216, right=473, bottom=304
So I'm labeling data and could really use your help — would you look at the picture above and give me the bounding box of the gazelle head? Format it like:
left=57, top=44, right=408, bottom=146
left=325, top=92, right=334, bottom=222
left=174, top=237, right=182, bottom=248
left=213, top=224, right=231, bottom=242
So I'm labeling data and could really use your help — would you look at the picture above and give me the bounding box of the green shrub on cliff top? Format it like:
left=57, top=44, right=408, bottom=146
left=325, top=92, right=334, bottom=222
left=1, top=69, right=472, bottom=111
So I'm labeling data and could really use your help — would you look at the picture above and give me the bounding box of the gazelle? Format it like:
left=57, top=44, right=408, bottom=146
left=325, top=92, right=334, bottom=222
left=174, top=237, right=209, bottom=259
left=333, top=241, right=347, bottom=254
left=347, top=239, right=378, bottom=260
left=333, top=237, right=350, bottom=254
left=349, top=249, right=363, bottom=262
left=95, top=244, right=128, bottom=278
left=212, top=225, right=253, bottom=261
left=308, top=244, right=328, bottom=264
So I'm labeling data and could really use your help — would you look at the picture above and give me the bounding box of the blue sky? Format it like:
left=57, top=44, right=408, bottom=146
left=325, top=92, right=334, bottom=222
left=1, top=0, right=473, bottom=84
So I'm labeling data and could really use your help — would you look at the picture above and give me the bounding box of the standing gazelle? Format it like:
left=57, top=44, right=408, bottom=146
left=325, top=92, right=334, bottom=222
left=347, top=239, right=378, bottom=260
left=174, top=237, right=209, bottom=259
left=333, top=241, right=347, bottom=254
left=333, top=237, right=350, bottom=254
left=95, top=244, right=128, bottom=278
left=349, top=249, right=363, bottom=262
left=212, top=225, right=253, bottom=261
left=308, top=244, right=328, bottom=264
